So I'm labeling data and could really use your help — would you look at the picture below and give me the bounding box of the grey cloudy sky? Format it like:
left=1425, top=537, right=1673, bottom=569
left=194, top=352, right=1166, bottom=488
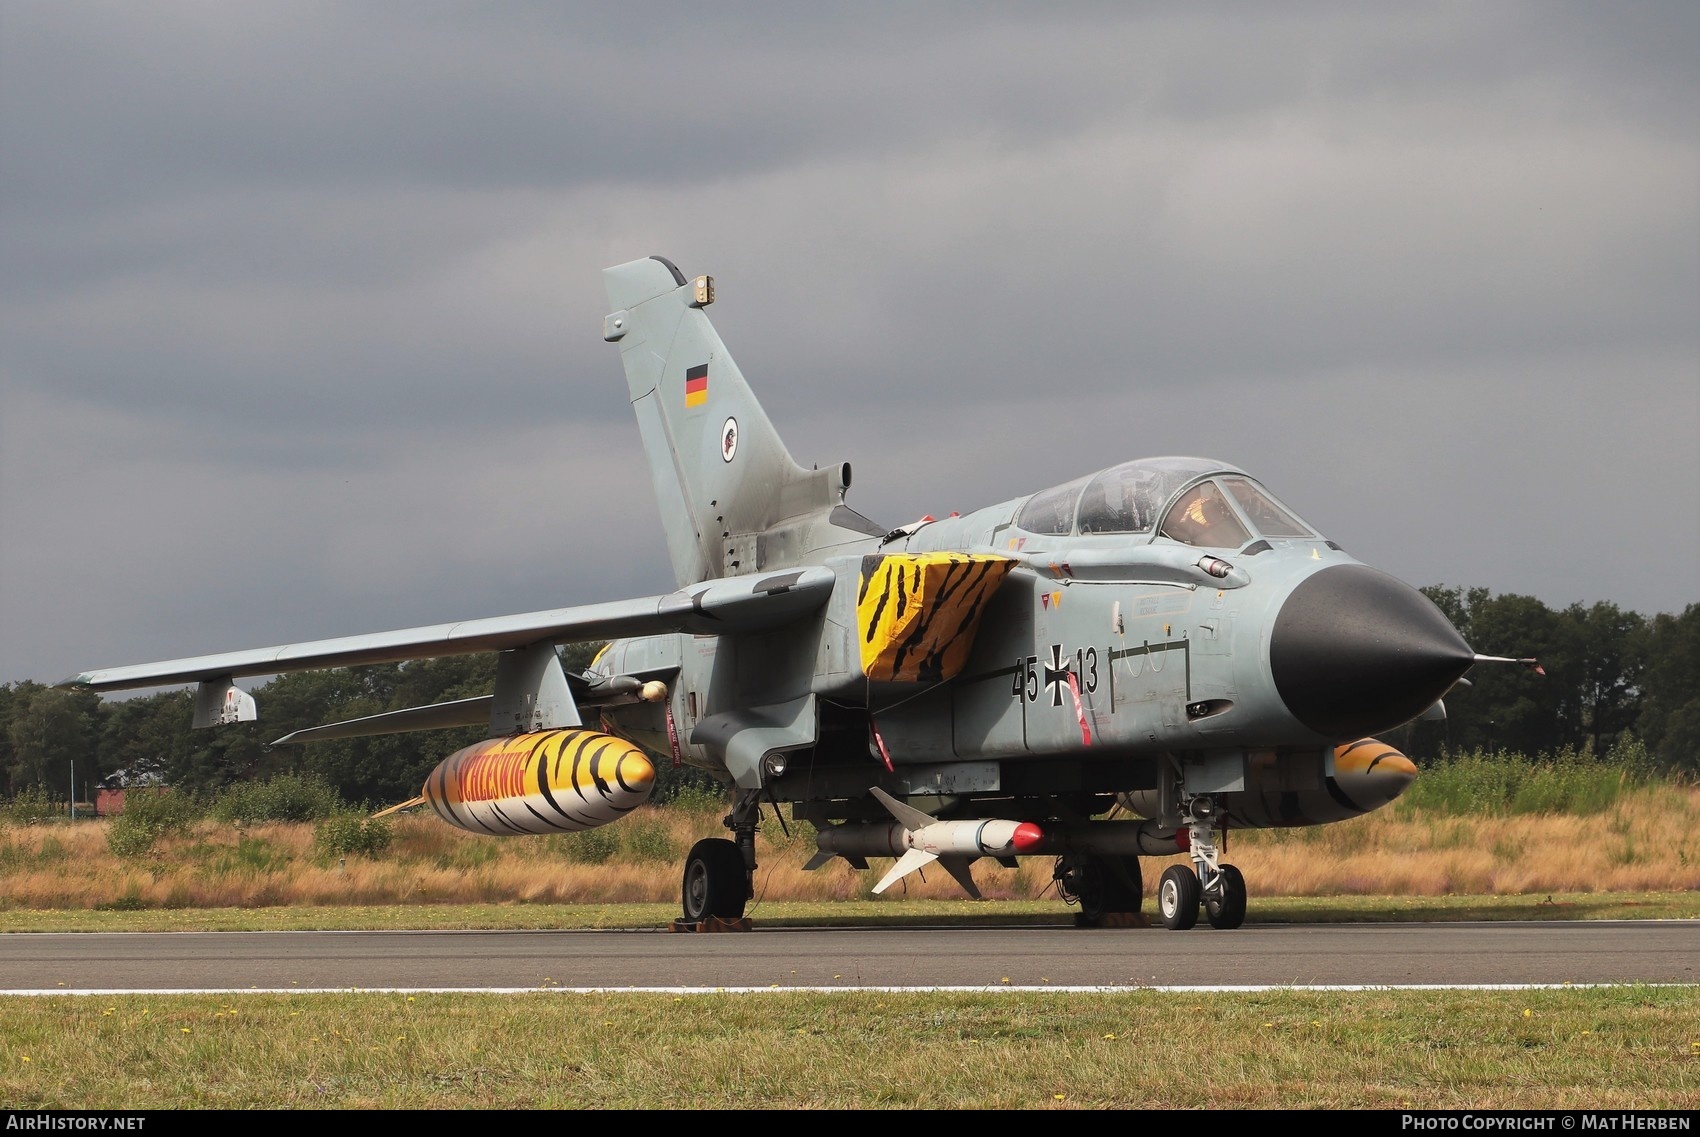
left=2, top=1, right=1696, bottom=687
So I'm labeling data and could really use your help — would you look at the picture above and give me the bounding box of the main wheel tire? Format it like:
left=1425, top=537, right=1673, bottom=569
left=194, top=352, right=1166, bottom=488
left=1057, top=856, right=1104, bottom=927
left=1204, top=863, right=1247, bottom=930
left=1157, top=864, right=1200, bottom=931
left=1062, top=855, right=1144, bottom=927
left=681, top=837, right=748, bottom=921
left=1089, top=855, right=1144, bottom=921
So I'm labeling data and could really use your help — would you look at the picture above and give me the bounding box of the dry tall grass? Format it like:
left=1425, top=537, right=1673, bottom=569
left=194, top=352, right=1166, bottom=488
left=2, top=781, right=1697, bottom=911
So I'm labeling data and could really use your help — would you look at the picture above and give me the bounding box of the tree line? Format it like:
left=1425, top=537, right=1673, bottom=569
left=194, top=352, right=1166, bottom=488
left=2, top=591, right=1695, bottom=808
left=1413, top=588, right=1695, bottom=768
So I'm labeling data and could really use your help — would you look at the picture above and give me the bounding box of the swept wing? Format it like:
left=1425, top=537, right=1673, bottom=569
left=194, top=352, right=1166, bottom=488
left=58, top=567, right=834, bottom=692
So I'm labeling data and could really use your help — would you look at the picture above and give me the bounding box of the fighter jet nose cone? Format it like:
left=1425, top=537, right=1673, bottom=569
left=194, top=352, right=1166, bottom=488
left=1271, top=564, right=1474, bottom=741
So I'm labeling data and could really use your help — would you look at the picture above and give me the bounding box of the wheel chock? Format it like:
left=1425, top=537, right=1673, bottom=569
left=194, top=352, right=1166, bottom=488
left=669, top=916, right=753, bottom=933
left=1074, top=911, right=1149, bottom=928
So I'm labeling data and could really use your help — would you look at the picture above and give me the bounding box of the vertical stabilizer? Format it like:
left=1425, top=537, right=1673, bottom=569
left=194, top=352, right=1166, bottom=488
left=602, top=256, right=879, bottom=586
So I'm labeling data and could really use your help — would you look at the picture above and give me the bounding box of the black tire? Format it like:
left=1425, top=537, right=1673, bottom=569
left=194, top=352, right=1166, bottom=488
left=1157, top=864, right=1200, bottom=930
left=1080, top=855, right=1144, bottom=925
left=1204, top=863, right=1247, bottom=930
left=681, top=837, right=748, bottom=921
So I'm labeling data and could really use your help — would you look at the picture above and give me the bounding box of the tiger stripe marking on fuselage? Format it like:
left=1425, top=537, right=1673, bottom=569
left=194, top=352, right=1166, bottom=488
left=1322, top=776, right=1369, bottom=816
left=923, top=557, right=1009, bottom=671
left=858, top=553, right=1015, bottom=683
left=530, top=738, right=572, bottom=829
left=858, top=555, right=895, bottom=641
left=887, top=556, right=993, bottom=680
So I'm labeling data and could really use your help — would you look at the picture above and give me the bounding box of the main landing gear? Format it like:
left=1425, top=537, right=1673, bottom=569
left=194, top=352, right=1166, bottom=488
left=681, top=838, right=748, bottom=922
left=679, top=790, right=760, bottom=924
left=1054, top=854, right=1144, bottom=927
left=1158, top=794, right=1247, bottom=931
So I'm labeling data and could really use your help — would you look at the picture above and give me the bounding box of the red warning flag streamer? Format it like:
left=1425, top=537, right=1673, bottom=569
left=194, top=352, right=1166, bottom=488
left=1065, top=671, right=1093, bottom=746
left=663, top=699, right=683, bottom=768
left=869, top=715, right=896, bottom=773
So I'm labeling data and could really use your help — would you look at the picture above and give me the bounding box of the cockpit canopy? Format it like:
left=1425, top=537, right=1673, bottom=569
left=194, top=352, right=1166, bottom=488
left=1014, top=457, right=1317, bottom=549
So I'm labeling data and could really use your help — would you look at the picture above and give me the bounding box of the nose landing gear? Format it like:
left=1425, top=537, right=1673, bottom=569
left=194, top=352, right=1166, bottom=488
left=1158, top=795, right=1247, bottom=930
left=1203, top=863, right=1247, bottom=929
left=1157, top=864, right=1200, bottom=930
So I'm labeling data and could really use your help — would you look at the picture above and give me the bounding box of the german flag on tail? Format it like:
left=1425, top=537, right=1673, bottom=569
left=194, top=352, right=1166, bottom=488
left=685, top=363, right=708, bottom=407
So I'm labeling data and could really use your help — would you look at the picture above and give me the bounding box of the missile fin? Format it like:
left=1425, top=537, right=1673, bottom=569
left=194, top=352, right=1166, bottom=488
left=872, top=847, right=938, bottom=894
left=803, top=851, right=833, bottom=871
left=938, top=856, right=982, bottom=900
left=868, top=785, right=936, bottom=832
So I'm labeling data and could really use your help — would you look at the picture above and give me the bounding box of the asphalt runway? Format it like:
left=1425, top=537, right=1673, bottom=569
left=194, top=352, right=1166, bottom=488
left=1, top=920, right=1696, bottom=993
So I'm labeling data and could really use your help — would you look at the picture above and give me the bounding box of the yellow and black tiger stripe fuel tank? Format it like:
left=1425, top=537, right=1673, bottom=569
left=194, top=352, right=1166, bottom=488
left=424, top=729, right=655, bottom=836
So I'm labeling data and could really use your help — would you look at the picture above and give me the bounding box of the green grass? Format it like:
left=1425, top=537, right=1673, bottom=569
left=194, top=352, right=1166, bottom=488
left=1, top=755, right=1693, bottom=1108
left=1398, top=740, right=1659, bottom=817
left=0, top=987, right=1695, bottom=1108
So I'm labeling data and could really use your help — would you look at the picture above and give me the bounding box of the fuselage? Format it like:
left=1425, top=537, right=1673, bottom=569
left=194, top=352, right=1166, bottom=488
left=598, top=456, right=1470, bottom=826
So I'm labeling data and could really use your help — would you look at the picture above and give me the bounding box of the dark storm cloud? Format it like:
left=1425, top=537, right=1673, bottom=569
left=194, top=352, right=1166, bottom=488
left=7, top=3, right=1693, bottom=419
left=10, top=3, right=1689, bottom=237
left=1, top=1, right=1695, bottom=685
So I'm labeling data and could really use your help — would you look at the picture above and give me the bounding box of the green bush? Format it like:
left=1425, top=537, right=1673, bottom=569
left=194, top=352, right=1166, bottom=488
left=0, top=836, right=71, bottom=867
left=620, top=815, right=678, bottom=863
left=312, top=810, right=394, bottom=859
left=212, top=774, right=344, bottom=824
left=662, top=782, right=726, bottom=816
left=96, top=889, right=147, bottom=912
left=0, top=787, right=64, bottom=827
left=651, top=765, right=726, bottom=810
left=107, top=821, right=160, bottom=859
left=208, top=837, right=294, bottom=877
left=559, top=824, right=620, bottom=864
left=433, top=839, right=503, bottom=871
left=1604, top=733, right=1657, bottom=779
left=106, top=789, right=201, bottom=858
left=763, top=812, right=817, bottom=853
left=1398, top=745, right=1652, bottom=818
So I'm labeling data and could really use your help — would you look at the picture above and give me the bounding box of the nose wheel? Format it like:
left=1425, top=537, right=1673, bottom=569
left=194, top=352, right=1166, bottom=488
left=1156, top=794, right=1249, bottom=930
left=1204, top=863, right=1247, bottom=929
left=1158, top=860, right=1247, bottom=930
left=1157, top=864, right=1200, bottom=930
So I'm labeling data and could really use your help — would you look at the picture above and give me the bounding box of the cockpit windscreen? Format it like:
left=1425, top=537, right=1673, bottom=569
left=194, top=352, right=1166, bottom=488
left=1014, top=474, right=1090, bottom=535
left=1159, top=482, right=1252, bottom=548
left=1066, top=458, right=1221, bottom=535
left=1220, top=477, right=1314, bottom=538
left=1014, top=458, right=1317, bottom=549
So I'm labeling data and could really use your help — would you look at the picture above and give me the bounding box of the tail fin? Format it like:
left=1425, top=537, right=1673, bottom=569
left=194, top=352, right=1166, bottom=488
left=602, top=256, right=881, bottom=586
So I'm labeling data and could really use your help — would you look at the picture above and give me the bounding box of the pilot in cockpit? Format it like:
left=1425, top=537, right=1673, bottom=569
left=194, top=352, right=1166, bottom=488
left=1160, top=481, right=1250, bottom=548
left=1077, top=467, right=1162, bottom=534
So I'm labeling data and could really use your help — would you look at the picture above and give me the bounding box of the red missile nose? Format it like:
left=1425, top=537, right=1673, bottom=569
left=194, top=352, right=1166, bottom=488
left=1011, top=821, right=1043, bottom=851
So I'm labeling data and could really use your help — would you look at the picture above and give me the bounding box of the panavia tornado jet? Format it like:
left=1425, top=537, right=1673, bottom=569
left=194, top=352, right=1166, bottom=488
left=61, top=256, right=1537, bottom=930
